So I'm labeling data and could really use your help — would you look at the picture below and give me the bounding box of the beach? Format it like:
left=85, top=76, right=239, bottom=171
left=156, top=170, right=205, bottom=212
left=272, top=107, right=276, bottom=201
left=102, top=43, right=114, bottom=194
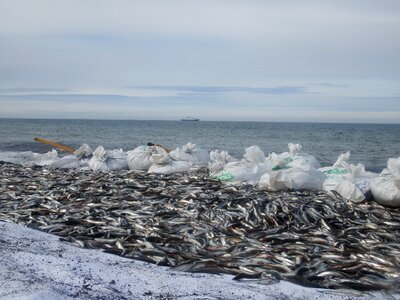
left=2, top=0, right=400, bottom=298
left=1, top=162, right=400, bottom=298
left=2, top=221, right=395, bottom=300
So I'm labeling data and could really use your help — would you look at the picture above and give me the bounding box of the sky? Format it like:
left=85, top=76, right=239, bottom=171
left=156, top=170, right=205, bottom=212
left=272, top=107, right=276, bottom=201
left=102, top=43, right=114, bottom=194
left=0, top=0, right=399, bottom=123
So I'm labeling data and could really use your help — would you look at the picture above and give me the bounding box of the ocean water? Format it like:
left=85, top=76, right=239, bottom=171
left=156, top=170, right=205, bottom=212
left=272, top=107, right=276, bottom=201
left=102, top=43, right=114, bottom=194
left=0, top=118, right=399, bottom=172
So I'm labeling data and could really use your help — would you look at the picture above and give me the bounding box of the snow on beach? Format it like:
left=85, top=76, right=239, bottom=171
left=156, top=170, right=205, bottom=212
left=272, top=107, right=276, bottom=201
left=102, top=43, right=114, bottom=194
left=0, top=222, right=396, bottom=300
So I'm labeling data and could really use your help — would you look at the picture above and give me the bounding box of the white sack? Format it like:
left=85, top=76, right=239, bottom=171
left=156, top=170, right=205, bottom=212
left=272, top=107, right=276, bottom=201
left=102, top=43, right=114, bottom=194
left=50, top=155, right=90, bottom=169
left=148, top=160, right=193, bottom=174
left=208, top=150, right=236, bottom=174
left=267, top=143, right=320, bottom=171
left=0, top=150, right=59, bottom=166
left=388, top=157, right=400, bottom=171
left=243, top=145, right=265, bottom=163
left=127, top=146, right=162, bottom=171
left=169, top=142, right=209, bottom=165
left=323, top=178, right=366, bottom=202
left=89, top=146, right=128, bottom=172
left=370, top=175, right=400, bottom=207
left=259, top=166, right=326, bottom=191
left=258, top=172, right=287, bottom=191
left=0, top=151, right=35, bottom=165
left=33, top=150, right=59, bottom=166
left=151, top=147, right=171, bottom=165
left=74, top=143, right=93, bottom=158
left=320, top=152, right=377, bottom=202
left=214, top=161, right=268, bottom=183
left=371, top=157, right=400, bottom=207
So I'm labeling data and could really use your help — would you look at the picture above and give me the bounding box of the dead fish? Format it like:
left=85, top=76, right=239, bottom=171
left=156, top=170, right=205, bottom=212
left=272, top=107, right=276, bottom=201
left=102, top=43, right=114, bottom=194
left=1, top=162, right=400, bottom=291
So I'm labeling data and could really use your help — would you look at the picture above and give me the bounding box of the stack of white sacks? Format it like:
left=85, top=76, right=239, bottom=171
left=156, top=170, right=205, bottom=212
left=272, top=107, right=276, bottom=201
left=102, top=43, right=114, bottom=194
left=210, top=143, right=325, bottom=191
left=1, top=141, right=399, bottom=207
left=127, top=142, right=208, bottom=174
left=209, top=143, right=399, bottom=207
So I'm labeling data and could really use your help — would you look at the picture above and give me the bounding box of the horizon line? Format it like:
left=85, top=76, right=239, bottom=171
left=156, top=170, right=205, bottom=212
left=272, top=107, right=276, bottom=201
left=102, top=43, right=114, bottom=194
left=0, top=117, right=399, bottom=126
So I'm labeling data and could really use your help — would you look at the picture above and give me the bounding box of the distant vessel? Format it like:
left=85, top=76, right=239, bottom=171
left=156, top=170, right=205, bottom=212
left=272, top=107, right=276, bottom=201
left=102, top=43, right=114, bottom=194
left=181, top=117, right=200, bottom=121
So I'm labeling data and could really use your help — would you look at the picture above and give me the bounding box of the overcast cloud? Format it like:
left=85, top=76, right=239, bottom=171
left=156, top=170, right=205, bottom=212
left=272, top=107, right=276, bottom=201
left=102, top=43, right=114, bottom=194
left=0, top=0, right=399, bottom=122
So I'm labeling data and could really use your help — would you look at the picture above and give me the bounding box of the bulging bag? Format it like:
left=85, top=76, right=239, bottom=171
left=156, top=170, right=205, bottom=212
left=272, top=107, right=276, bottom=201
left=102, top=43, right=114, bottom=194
left=267, top=143, right=320, bottom=171
left=320, top=152, right=377, bottom=202
left=259, top=166, right=326, bottom=191
left=151, top=147, right=171, bottom=165
left=323, top=178, right=366, bottom=202
left=33, top=150, right=59, bottom=166
left=214, top=161, right=268, bottom=183
left=169, top=142, right=209, bottom=165
left=127, top=146, right=162, bottom=171
left=73, top=143, right=93, bottom=158
left=89, top=146, right=128, bottom=172
left=50, top=154, right=87, bottom=169
left=371, top=157, right=400, bottom=207
left=243, top=145, right=265, bottom=163
left=0, top=151, right=35, bottom=166
left=208, top=150, right=236, bottom=174
left=148, top=160, right=193, bottom=174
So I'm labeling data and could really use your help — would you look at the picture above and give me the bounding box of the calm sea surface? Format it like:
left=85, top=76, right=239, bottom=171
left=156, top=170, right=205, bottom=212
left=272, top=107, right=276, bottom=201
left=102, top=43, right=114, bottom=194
left=0, top=119, right=399, bottom=172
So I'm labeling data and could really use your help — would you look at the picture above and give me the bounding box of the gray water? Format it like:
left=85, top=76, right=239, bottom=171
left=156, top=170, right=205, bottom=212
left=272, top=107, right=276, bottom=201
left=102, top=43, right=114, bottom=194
left=0, top=118, right=399, bottom=172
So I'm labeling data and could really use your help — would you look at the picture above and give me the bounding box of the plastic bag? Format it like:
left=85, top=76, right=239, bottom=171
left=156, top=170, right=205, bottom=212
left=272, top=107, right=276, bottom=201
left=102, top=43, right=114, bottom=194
left=266, top=143, right=320, bottom=171
left=127, top=145, right=160, bottom=171
left=147, top=146, right=194, bottom=174
left=388, top=157, right=400, bottom=171
left=47, top=144, right=91, bottom=169
left=33, top=150, right=59, bottom=166
left=50, top=155, right=85, bottom=169
left=243, top=145, right=265, bottom=163
left=148, top=160, right=193, bottom=174
left=89, top=146, right=128, bottom=172
left=208, top=150, right=236, bottom=174
left=213, top=161, right=268, bottom=184
left=0, top=150, right=59, bottom=166
left=370, top=157, right=400, bottom=207
left=169, top=142, right=209, bottom=165
left=320, top=152, right=377, bottom=202
left=259, top=166, right=326, bottom=191
left=258, top=172, right=286, bottom=191
left=74, top=143, right=93, bottom=158
left=0, top=151, right=35, bottom=165
left=319, top=151, right=351, bottom=175
left=151, top=147, right=171, bottom=165
left=323, top=178, right=366, bottom=202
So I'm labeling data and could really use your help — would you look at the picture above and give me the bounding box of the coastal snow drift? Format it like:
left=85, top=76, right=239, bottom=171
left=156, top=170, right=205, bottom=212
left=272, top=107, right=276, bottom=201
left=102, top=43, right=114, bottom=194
left=0, top=222, right=398, bottom=300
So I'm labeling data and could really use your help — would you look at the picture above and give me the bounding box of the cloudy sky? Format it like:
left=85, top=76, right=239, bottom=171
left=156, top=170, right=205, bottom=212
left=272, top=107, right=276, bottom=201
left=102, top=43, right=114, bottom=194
left=0, top=0, right=399, bottom=122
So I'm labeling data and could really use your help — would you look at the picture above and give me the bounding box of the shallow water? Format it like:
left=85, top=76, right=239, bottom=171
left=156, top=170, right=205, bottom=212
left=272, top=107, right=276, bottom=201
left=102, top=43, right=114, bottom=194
left=0, top=118, right=399, bottom=172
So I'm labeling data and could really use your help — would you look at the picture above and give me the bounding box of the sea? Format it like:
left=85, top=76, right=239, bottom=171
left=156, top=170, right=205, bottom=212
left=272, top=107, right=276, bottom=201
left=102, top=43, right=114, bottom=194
left=0, top=118, right=399, bottom=172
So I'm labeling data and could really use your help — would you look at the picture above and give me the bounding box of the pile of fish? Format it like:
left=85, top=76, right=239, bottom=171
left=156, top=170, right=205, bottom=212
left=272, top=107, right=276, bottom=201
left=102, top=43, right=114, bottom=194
left=1, top=161, right=400, bottom=291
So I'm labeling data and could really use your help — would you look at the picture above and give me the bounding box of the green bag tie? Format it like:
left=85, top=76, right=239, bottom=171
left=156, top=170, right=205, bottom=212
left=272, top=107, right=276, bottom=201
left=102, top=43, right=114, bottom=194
left=211, top=171, right=235, bottom=182
left=323, top=168, right=350, bottom=175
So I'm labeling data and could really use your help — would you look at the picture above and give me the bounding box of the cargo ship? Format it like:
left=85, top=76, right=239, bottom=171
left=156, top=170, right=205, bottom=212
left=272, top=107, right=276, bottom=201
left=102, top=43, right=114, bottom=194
left=181, top=117, right=200, bottom=121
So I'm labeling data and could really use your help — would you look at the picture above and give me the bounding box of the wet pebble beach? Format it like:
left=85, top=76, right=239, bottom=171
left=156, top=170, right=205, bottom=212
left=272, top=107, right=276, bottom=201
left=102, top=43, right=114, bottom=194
left=1, top=162, right=400, bottom=292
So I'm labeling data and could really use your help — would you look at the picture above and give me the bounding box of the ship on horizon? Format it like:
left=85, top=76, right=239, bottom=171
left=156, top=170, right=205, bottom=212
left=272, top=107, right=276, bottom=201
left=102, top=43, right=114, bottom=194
left=181, top=117, right=200, bottom=121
